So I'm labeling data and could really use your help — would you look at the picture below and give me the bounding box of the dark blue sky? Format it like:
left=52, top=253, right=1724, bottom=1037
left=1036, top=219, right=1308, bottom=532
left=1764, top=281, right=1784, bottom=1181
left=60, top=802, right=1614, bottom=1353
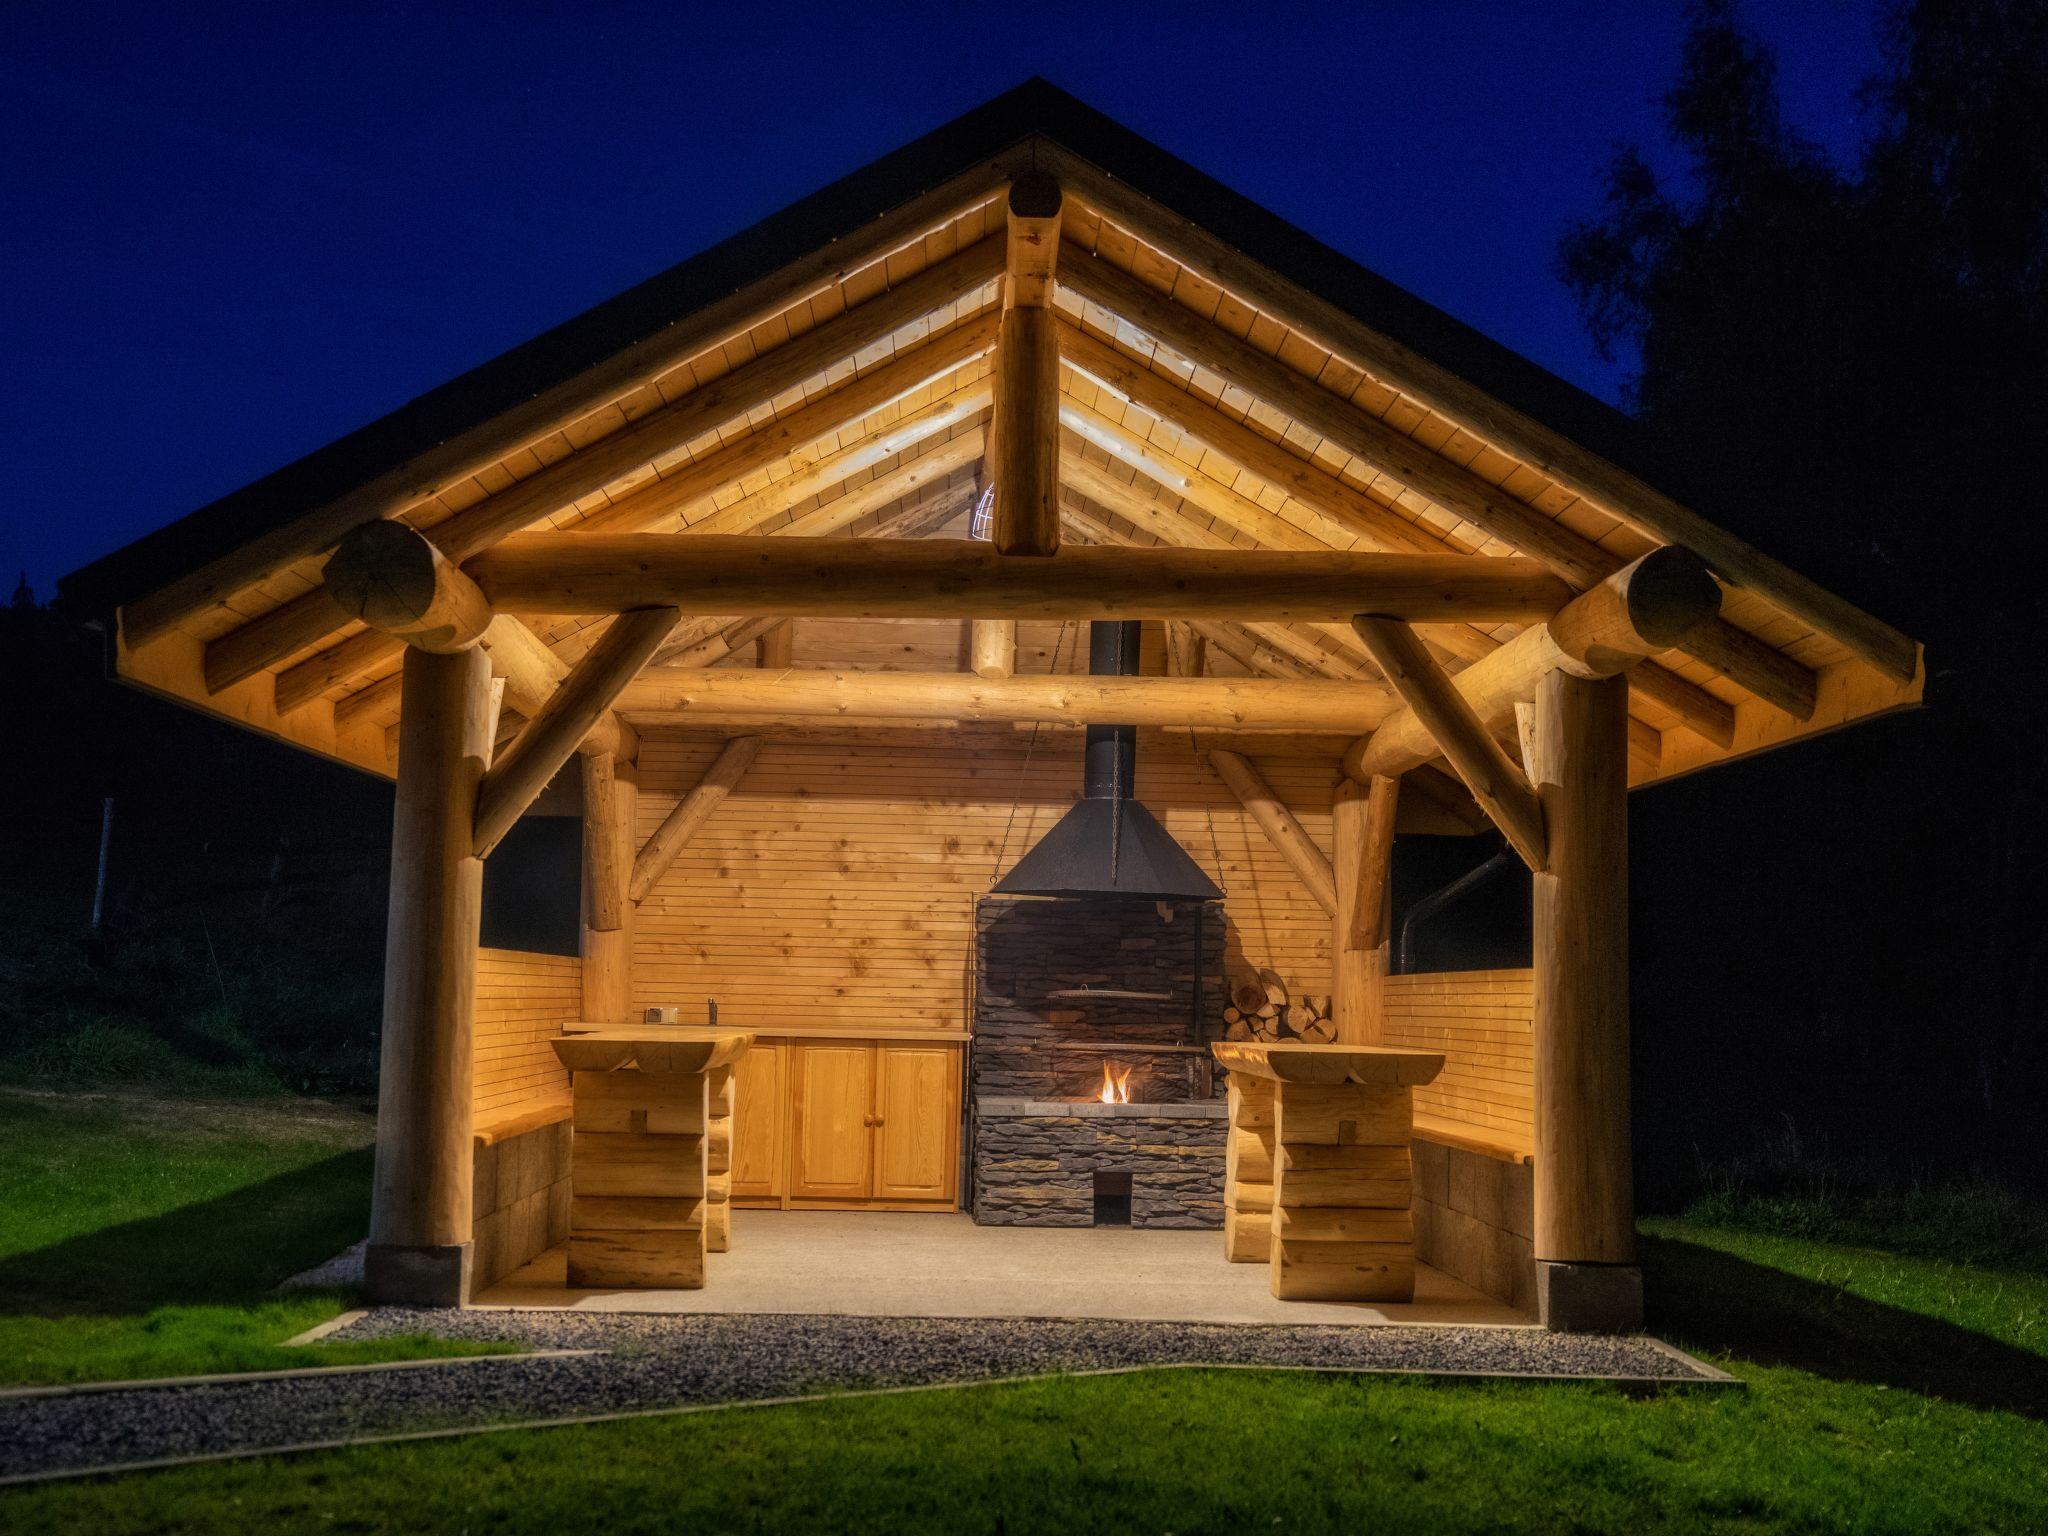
left=4, top=2, right=1886, bottom=597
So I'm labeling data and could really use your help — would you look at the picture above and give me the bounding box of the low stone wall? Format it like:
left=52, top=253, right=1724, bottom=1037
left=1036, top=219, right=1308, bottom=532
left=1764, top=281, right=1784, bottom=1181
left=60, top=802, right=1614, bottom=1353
left=973, top=1100, right=1227, bottom=1228
left=1412, top=1135, right=1536, bottom=1313
left=471, top=1109, right=572, bottom=1294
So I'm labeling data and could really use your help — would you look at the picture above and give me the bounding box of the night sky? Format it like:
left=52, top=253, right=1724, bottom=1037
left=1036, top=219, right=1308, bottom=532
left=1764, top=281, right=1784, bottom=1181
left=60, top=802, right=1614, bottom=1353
left=3, top=2, right=1886, bottom=597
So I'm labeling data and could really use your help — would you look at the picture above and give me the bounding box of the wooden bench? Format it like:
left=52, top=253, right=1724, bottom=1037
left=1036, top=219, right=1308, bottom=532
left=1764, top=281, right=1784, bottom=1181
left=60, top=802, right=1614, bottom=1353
left=1410, top=1115, right=1535, bottom=1312
left=471, top=1101, right=572, bottom=1295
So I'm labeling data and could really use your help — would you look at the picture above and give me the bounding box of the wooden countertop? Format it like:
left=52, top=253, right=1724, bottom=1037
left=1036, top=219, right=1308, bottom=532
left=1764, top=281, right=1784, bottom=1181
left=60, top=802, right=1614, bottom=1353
left=1212, top=1041, right=1444, bottom=1086
left=551, top=1030, right=756, bottom=1074
left=565, top=1022, right=969, bottom=1044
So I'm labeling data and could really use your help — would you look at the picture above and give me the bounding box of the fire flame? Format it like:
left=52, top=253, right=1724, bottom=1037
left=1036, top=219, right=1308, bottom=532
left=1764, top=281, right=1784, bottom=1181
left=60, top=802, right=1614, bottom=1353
left=1097, top=1062, right=1134, bottom=1104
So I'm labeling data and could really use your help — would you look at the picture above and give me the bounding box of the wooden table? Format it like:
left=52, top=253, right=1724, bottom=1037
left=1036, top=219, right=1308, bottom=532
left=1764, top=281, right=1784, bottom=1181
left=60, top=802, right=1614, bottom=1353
left=1212, top=1042, right=1444, bottom=1302
left=551, top=1030, right=754, bottom=1288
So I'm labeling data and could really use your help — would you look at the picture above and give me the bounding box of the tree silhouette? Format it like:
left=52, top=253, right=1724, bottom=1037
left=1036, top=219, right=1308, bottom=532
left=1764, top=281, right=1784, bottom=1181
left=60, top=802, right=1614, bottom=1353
left=1560, top=0, right=2047, bottom=1180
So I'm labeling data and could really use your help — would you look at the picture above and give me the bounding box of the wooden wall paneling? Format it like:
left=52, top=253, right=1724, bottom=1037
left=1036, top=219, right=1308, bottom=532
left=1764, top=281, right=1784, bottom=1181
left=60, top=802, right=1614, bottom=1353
left=473, top=948, right=582, bottom=1120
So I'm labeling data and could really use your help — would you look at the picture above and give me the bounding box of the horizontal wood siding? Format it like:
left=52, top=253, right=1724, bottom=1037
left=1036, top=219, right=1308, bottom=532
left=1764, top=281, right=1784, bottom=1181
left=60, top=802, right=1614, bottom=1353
left=1384, top=968, right=1534, bottom=1152
left=474, top=947, right=581, bottom=1120
left=632, top=731, right=1337, bottom=1032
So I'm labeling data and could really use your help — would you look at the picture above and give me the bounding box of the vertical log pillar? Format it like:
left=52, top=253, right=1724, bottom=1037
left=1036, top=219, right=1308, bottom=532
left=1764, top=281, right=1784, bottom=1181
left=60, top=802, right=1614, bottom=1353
left=1331, top=774, right=1400, bottom=1044
left=365, top=644, right=494, bottom=1306
left=581, top=747, right=637, bottom=1025
left=971, top=619, right=1016, bottom=679
left=1529, top=669, right=1642, bottom=1331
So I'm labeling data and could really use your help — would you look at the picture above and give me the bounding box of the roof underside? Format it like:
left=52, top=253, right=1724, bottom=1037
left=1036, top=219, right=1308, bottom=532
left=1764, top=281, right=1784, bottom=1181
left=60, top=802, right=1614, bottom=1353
left=70, top=80, right=1922, bottom=806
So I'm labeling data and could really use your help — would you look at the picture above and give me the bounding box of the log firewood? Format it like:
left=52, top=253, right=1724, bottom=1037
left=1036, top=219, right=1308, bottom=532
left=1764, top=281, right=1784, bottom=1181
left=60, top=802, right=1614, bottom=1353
left=1231, top=979, right=1268, bottom=1015
left=1258, top=968, right=1289, bottom=1007
left=1298, top=1016, right=1337, bottom=1043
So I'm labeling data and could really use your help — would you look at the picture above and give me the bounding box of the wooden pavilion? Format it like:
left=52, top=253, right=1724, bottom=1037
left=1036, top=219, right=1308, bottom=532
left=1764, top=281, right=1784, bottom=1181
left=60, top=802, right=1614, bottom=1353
left=63, top=82, right=1921, bottom=1330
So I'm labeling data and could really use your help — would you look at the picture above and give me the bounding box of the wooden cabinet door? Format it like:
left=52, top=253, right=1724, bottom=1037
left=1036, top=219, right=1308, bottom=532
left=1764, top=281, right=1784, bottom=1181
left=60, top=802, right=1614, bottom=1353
left=872, top=1045, right=959, bottom=1203
left=790, top=1044, right=875, bottom=1200
left=728, top=1043, right=785, bottom=1201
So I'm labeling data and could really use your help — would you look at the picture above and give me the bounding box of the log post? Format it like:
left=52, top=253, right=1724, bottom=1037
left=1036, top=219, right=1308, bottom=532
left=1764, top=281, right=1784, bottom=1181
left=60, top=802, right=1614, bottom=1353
left=755, top=621, right=794, bottom=669
left=1331, top=774, right=1399, bottom=1044
left=991, top=173, right=1063, bottom=556
left=580, top=749, right=637, bottom=1024
left=365, top=643, right=494, bottom=1305
left=970, top=619, right=1016, bottom=679
left=1529, top=668, right=1642, bottom=1331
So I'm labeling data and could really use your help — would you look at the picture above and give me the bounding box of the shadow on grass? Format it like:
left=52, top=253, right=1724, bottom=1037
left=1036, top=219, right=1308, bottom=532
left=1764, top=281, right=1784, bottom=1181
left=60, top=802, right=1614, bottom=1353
left=0, top=1147, right=371, bottom=1317
left=1643, top=1232, right=2048, bottom=1420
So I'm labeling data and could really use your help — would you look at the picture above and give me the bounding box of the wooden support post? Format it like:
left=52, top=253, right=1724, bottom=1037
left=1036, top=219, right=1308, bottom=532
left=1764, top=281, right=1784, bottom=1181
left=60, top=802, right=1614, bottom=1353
left=1331, top=774, right=1399, bottom=1044
left=473, top=607, right=678, bottom=858
left=970, top=619, right=1016, bottom=679
left=365, top=644, right=493, bottom=1306
left=1206, top=749, right=1336, bottom=915
left=705, top=1066, right=735, bottom=1252
left=1163, top=620, right=1207, bottom=678
left=580, top=749, right=637, bottom=1025
left=629, top=736, right=762, bottom=902
left=992, top=173, right=1063, bottom=556
left=755, top=621, right=794, bottom=669
left=1351, top=617, right=1547, bottom=870
left=1529, top=669, right=1642, bottom=1332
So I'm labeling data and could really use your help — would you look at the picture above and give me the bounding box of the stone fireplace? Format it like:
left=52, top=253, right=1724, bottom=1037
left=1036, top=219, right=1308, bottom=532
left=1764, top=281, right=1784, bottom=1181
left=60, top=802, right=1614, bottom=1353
left=970, top=895, right=1230, bottom=1228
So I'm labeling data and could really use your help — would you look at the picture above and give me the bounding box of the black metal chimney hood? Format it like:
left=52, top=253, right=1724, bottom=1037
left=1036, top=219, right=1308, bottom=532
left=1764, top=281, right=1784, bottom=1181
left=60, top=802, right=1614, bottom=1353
left=991, top=621, right=1224, bottom=903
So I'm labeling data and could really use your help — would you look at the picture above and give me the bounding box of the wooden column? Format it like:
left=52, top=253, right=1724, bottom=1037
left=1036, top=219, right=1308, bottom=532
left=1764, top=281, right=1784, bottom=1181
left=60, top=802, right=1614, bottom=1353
left=1331, top=774, right=1399, bottom=1044
left=971, top=619, right=1016, bottom=678
left=755, top=621, right=794, bottom=669
left=1529, top=668, right=1642, bottom=1331
left=365, top=643, right=494, bottom=1306
left=581, top=749, right=637, bottom=1025
left=992, top=172, right=1063, bottom=556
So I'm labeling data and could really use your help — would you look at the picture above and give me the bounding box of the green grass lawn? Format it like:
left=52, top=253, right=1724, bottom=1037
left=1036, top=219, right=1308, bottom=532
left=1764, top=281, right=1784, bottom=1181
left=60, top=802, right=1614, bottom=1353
left=0, top=1087, right=505, bottom=1385
left=2, top=1087, right=2046, bottom=1533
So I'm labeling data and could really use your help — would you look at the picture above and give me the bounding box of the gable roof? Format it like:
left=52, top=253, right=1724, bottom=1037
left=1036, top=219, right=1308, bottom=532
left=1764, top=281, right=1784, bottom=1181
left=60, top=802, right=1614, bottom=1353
left=65, top=78, right=1921, bottom=791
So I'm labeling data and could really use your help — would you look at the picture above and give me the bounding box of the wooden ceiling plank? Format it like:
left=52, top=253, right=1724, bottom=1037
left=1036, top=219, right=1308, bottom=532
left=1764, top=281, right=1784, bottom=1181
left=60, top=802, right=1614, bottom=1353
left=208, top=239, right=1004, bottom=695
left=1059, top=248, right=1820, bottom=720
left=269, top=309, right=999, bottom=714
left=1044, top=147, right=1917, bottom=683
left=124, top=167, right=1009, bottom=647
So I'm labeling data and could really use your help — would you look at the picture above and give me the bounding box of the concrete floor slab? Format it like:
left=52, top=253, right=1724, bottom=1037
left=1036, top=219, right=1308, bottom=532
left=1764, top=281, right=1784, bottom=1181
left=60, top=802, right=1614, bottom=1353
left=475, top=1210, right=1531, bottom=1327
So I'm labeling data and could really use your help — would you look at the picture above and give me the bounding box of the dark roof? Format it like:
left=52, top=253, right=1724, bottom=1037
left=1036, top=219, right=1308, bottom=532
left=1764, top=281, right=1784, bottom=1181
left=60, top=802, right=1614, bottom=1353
left=63, top=78, right=1678, bottom=616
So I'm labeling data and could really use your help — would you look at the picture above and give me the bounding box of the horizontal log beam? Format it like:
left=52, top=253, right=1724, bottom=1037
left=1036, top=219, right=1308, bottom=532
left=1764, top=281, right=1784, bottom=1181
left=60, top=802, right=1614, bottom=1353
left=323, top=521, right=492, bottom=653
left=616, top=669, right=1394, bottom=731
left=465, top=535, right=1575, bottom=624
left=1347, top=548, right=1721, bottom=781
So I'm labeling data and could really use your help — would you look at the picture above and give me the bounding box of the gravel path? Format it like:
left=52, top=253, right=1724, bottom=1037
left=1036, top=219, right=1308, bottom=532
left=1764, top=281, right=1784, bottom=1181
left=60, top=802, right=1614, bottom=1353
left=0, top=1312, right=1721, bottom=1484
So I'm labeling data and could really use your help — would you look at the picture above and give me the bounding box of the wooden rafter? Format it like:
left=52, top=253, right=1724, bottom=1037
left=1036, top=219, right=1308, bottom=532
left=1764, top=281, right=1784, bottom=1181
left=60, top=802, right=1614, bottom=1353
left=615, top=668, right=1394, bottom=731
left=1043, top=149, right=1916, bottom=682
left=269, top=312, right=998, bottom=713
left=1059, top=248, right=1818, bottom=720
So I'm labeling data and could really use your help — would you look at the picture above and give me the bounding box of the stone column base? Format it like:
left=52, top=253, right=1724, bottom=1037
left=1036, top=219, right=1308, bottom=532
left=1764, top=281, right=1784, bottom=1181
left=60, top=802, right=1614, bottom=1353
left=1536, top=1259, right=1643, bottom=1333
left=364, top=1242, right=472, bottom=1308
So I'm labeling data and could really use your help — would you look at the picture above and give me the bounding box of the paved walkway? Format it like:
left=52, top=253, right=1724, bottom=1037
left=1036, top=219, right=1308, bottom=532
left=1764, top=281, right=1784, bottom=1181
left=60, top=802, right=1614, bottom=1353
left=0, top=1312, right=1723, bottom=1485
left=475, top=1209, right=1530, bottom=1325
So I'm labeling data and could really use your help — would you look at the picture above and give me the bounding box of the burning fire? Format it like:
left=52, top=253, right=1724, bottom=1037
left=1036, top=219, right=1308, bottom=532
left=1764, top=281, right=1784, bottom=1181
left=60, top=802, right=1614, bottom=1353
left=1097, top=1062, right=1134, bottom=1104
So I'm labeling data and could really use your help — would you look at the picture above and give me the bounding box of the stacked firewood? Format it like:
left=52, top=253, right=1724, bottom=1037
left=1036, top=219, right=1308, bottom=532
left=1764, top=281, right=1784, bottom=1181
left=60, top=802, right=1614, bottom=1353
left=1222, top=970, right=1336, bottom=1043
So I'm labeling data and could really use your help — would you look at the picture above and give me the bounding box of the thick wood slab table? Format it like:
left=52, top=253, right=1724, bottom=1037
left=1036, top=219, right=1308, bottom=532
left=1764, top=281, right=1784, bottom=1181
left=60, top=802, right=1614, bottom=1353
left=551, top=1030, right=753, bottom=1288
left=1212, top=1042, right=1445, bottom=1302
